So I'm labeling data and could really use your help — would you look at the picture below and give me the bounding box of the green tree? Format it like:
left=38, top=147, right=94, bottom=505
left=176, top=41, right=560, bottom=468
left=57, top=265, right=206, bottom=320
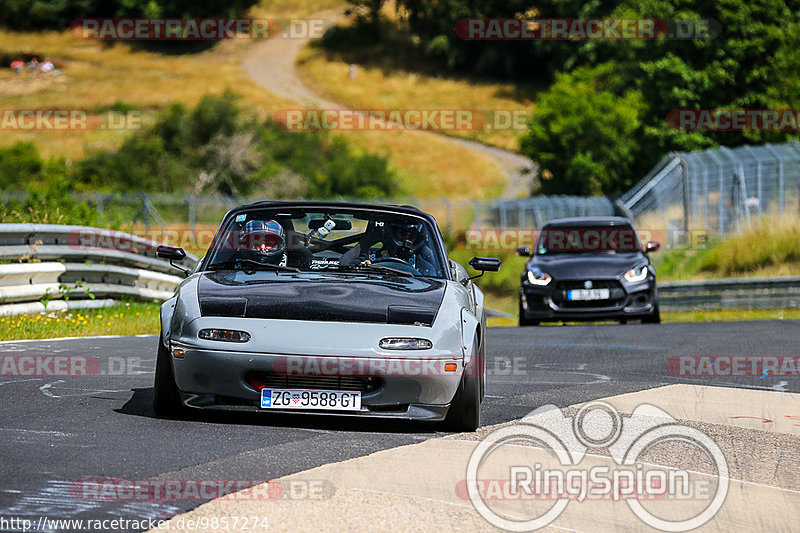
left=520, top=64, right=645, bottom=195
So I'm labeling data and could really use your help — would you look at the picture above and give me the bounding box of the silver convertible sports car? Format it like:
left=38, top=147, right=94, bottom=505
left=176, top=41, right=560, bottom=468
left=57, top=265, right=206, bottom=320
left=153, top=201, right=500, bottom=431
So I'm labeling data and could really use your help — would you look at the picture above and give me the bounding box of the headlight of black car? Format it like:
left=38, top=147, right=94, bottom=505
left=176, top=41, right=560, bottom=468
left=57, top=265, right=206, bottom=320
left=623, top=263, right=649, bottom=283
left=526, top=266, right=552, bottom=286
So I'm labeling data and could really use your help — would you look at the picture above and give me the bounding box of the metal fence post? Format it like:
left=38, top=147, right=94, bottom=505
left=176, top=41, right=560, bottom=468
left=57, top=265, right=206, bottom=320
left=764, top=143, right=785, bottom=213
left=94, top=192, right=104, bottom=226
left=187, top=194, right=196, bottom=232
left=677, top=155, right=690, bottom=232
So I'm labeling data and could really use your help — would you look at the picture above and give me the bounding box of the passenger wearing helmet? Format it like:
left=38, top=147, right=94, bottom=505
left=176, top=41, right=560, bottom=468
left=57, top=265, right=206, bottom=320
left=238, top=220, right=287, bottom=266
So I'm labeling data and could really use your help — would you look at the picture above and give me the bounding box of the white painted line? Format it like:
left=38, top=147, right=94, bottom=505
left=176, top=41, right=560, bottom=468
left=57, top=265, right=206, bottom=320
left=0, top=334, right=156, bottom=345
left=0, top=428, right=72, bottom=437
left=39, top=380, right=129, bottom=398
left=0, top=378, right=42, bottom=387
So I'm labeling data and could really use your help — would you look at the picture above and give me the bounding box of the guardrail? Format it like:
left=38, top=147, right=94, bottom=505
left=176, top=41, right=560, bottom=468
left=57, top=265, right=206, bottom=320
left=659, top=276, right=800, bottom=311
left=0, top=224, right=198, bottom=315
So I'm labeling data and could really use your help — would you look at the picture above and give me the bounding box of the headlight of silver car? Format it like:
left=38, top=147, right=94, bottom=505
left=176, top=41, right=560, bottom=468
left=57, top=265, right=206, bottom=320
left=623, top=263, right=649, bottom=283
left=198, top=329, right=251, bottom=342
left=379, top=337, right=433, bottom=350
left=526, top=266, right=552, bottom=286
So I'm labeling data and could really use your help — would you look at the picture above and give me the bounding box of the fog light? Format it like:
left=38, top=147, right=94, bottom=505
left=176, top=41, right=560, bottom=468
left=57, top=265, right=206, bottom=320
left=198, top=329, right=251, bottom=342
left=379, top=337, right=433, bottom=350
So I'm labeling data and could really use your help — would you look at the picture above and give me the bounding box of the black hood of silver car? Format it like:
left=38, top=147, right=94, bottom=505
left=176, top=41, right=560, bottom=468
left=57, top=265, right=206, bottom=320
left=197, top=271, right=445, bottom=326
left=529, top=252, right=645, bottom=279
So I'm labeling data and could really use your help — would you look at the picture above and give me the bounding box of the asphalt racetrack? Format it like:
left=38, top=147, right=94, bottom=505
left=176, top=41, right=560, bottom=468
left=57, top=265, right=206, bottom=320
left=0, top=321, right=797, bottom=531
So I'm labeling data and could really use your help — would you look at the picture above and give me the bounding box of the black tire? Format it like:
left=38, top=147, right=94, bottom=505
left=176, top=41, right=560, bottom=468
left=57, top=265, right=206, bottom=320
left=478, top=316, right=486, bottom=402
left=444, top=337, right=481, bottom=432
left=153, top=338, right=183, bottom=417
left=642, top=305, right=661, bottom=324
left=518, top=299, right=539, bottom=326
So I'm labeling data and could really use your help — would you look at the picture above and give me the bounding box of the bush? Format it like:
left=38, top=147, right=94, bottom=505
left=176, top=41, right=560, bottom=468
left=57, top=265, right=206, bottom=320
left=69, top=92, right=399, bottom=198
left=0, top=142, right=45, bottom=190
left=0, top=184, right=96, bottom=226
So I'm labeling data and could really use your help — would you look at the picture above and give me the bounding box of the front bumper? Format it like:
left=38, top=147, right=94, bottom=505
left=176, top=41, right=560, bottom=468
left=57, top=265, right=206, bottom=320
left=520, top=277, right=657, bottom=321
left=169, top=345, right=463, bottom=421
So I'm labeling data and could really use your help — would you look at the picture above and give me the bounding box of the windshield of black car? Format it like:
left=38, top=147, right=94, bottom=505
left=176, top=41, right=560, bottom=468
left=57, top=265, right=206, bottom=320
left=205, top=208, right=447, bottom=278
left=535, top=226, right=643, bottom=254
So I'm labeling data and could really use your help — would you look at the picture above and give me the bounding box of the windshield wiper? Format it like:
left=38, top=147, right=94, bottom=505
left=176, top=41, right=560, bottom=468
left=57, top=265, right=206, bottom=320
left=207, top=259, right=300, bottom=272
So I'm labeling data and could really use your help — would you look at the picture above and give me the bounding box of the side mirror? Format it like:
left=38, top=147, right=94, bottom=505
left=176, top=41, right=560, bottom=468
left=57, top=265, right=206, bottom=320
left=645, top=241, right=661, bottom=253
left=464, top=257, right=501, bottom=285
left=516, top=246, right=531, bottom=257
left=469, top=256, right=501, bottom=272
left=157, top=244, right=190, bottom=276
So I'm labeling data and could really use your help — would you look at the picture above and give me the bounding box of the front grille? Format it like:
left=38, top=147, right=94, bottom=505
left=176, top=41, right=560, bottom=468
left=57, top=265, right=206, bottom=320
left=245, top=372, right=380, bottom=393
left=552, top=279, right=626, bottom=309
left=554, top=279, right=621, bottom=290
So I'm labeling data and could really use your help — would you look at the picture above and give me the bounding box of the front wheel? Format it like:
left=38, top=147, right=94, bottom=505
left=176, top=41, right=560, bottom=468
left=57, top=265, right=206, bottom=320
left=642, top=304, right=661, bottom=324
left=153, top=338, right=183, bottom=417
left=518, top=298, right=539, bottom=326
left=444, top=338, right=481, bottom=432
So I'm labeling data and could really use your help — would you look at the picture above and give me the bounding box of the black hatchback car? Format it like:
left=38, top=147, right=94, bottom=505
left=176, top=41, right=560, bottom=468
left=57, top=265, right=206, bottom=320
left=516, top=217, right=661, bottom=325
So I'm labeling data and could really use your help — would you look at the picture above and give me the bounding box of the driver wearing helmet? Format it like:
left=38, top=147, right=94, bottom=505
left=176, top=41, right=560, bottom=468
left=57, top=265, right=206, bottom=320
left=361, top=221, right=436, bottom=275
left=238, top=220, right=287, bottom=266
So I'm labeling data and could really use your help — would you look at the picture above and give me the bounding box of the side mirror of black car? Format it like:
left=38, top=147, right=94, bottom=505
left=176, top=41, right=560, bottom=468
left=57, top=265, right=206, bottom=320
left=157, top=244, right=190, bottom=277
left=645, top=241, right=661, bottom=253
left=516, top=246, right=531, bottom=257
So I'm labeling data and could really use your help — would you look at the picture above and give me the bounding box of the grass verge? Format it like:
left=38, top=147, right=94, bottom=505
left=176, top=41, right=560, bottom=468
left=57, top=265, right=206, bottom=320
left=0, top=302, right=160, bottom=341
left=654, top=216, right=800, bottom=281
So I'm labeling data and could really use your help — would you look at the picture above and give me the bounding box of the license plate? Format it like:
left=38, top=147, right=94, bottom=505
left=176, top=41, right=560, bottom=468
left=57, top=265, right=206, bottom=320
left=567, top=288, right=610, bottom=301
left=260, top=389, right=362, bottom=411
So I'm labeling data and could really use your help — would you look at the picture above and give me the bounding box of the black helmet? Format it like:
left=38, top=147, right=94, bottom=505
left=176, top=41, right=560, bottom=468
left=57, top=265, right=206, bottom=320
left=388, top=222, right=424, bottom=258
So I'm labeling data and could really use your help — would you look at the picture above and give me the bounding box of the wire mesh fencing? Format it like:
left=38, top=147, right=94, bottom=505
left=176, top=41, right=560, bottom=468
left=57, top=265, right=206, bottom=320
left=621, top=141, right=800, bottom=239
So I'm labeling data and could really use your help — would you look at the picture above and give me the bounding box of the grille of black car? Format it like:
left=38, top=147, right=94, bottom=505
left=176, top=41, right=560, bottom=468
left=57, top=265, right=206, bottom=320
left=554, top=279, right=621, bottom=290
left=245, top=372, right=380, bottom=393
